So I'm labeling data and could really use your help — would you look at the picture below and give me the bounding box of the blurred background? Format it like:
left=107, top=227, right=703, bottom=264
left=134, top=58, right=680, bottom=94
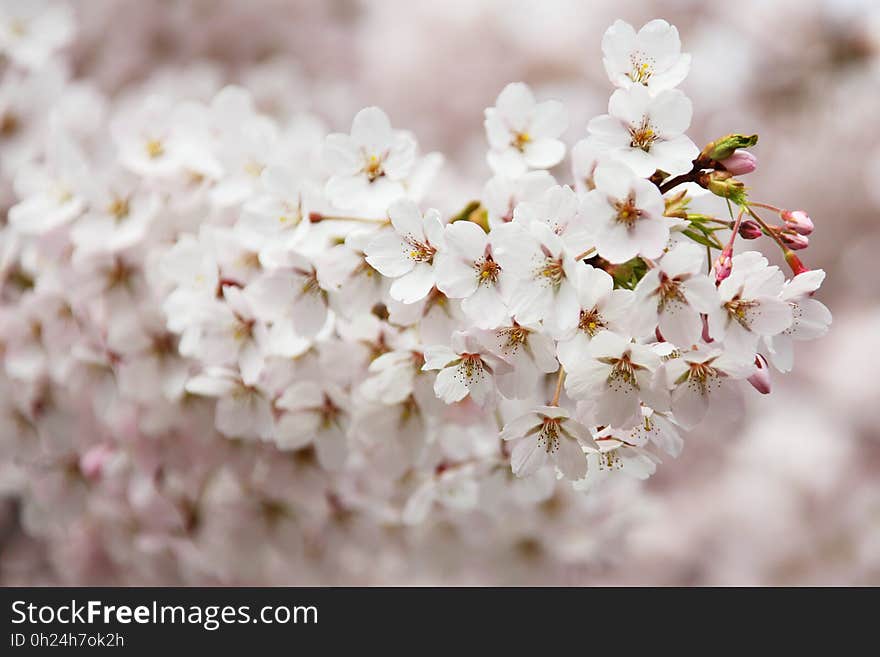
left=2, top=0, right=879, bottom=585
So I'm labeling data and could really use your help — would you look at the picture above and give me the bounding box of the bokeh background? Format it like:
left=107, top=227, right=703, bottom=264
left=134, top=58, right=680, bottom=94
left=1, top=0, right=879, bottom=585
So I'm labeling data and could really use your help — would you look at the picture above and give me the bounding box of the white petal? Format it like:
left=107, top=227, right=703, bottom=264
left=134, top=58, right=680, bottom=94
left=555, top=436, right=588, bottom=481
left=389, top=263, right=435, bottom=303
left=510, top=437, right=549, bottom=477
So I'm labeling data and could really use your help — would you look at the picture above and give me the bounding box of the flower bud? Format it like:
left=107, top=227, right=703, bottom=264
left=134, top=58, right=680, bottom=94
left=780, top=229, right=809, bottom=250
left=702, top=171, right=747, bottom=205
left=781, top=209, right=813, bottom=235
left=784, top=249, right=810, bottom=276
left=701, top=133, right=759, bottom=161
left=664, top=190, right=688, bottom=218
left=719, top=150, right=757, bottom=175
left=738, top=219, right=762, bottom=239
left=714, top=250, right=733, bottom=285
left=747, top=355, right=771, bottom=395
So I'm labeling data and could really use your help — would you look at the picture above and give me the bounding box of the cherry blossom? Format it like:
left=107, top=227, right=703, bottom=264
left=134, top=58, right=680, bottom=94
left=434, top=219, right=511, bottom=328
left=601, top=19, right=691, bottom=93
left=185, top=367, right=275, bottom=441
left=323, top=107, right=418, bottom=213
left=484, top=82, right=568, bottom=176
left=275, top=382, right=350, bottom=470
left=500, top=406, right=598, bottom=481
left=632, top=242, right=718, bottom=346
left=706, top=252, right=793, bottom=357
left=581, top=159, right=668, bottom=263
left=764, top=269, right=832, bottom=372
left=492, top=221, right=584, bottom=337
left=663, top=347, right=755, bottom=428
left=556, top=265, right=634, bottom=370
left=588, top=84, right=699, bottom=177
left=365, top=199, right=445, bottom=304
left=422, top=331, right=512, bottom=406
left=0, top=7, right=838, bottom=586
left=0, top=0, right=74, bottom=70
left=564, top=330, right=662, bottom=428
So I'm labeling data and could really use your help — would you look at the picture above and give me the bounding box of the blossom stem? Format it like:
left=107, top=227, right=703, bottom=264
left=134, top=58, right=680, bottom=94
left=748, top=201, right=782, bottom=213
left=574, top=247, right=596, bottom=261
left=549, top=366, right=565, bottom=406
left=657, top=161, right=706, bottom=194
left=744, top=205, right=787, bottom=252
left=745, top=205, right=809, bottom=275
left=699, top=217, right=734, bottom=228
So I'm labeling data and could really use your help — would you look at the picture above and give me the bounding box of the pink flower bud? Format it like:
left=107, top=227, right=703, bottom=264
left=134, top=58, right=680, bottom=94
left=784, top=249, right=810, bottom=276
left=780, top=209, right=813, bottom=235
left=780, top=229, right=809, bottom=250
left=747, top=355, right=771, bottom=394
left=738, top=219, right=762, bottom=239
left=714, top=250, right=732, bottom=285
left=719, top=149, right=757, bottom=175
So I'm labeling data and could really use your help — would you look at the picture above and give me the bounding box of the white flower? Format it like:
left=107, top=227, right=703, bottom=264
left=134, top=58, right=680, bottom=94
left=422, top=331, right=512, bottom=406
left=237, top=164, right=316, bottom=251
left=500, top=405, right=598, bottom=481
left=625, top=406, right=683, bottom=457
left=484, top=82, right=567, bottom=176
left=111, top=95, right=220, bottom=180
left=492, top=221, right=583, bottom=337
left=208, top=86, right=281, bottom=207
left=574, top=429, right=659, bottom=492
left=602, top=19, right=691, bottom=93
left=353, top=398, right=427, bottom=478
left=764, top=269, right=832, bottom=372
left=361, top=349, right=423, bottom=405
left=275, top=382, right=349, bottom=471
left=317, top=229, right=388, bottom=320
left=556, top=265, right=633, bottom=370
left=70, top=169, right=159, bottom=255
left=664, top=347, right=755, bottom=428
left=185, top=367, right=274, bottom=441
left=181, top=285, right=268, bottom=386
left=8, top=129, right=87, bottom=236
left=402, top=465, right=480, bottom=525
left=324, top=106, right=417, bottom=213
left=632, top=242, right=718, bottom=346
left=365, top=199, right=445, bottom=304
left=581, top=160, right=668, bottom=263
left=245, top=250, right=329, bottom=338
left=107, top=313, right=188, bottom=404
left=434, top=220, right=510, bottom=329
left=706, top=252, right=793, bottom=357
left=512, top=184, right=592, bottom=253
left=476, top=324, right=558, bottom=400
left=483, top=170, right=556, bottom=228
left=159, top=232, right=220, bottom=333
left=564, top=330, right=661, bottom=428
left=588, top=85, right=698, bottom=177
left=0, top=0, right=74, bottom=70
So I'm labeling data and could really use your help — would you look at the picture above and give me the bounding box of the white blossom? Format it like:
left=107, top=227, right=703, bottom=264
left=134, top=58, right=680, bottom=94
left=484, top=82, right=568, bottom=176
left=588, top=84, right=699, bottom=177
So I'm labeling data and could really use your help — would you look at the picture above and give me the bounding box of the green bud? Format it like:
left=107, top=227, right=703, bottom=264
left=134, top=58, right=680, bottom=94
left=701, top=134, right=758, bottom=161
left=663, top=190, right=689, bottom=218
left=702, top=171, right=748, bottom=205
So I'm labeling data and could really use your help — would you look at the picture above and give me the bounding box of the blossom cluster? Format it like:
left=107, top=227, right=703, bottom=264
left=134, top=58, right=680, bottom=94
left=0, top=5, right=832, bottom=582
